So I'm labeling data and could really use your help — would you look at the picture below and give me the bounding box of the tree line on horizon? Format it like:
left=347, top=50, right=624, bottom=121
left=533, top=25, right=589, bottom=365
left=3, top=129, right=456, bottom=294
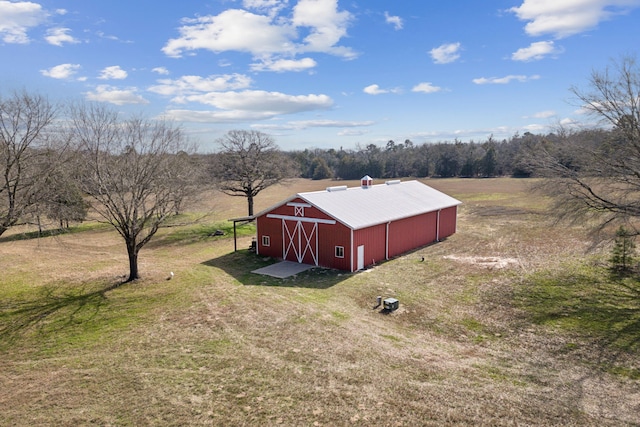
left=285, top=130, right=605, bottom=181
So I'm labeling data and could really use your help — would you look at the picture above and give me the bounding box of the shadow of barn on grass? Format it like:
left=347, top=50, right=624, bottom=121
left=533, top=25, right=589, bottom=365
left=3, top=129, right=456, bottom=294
left=201, top=250, right=349, bottom=289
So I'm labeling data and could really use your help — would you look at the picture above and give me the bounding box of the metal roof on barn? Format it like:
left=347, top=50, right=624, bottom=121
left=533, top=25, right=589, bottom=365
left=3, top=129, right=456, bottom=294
left=258, top=180, right=461, bottom=230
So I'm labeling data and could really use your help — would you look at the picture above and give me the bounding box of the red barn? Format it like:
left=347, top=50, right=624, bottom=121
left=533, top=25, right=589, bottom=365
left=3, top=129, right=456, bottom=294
left=254, top=176, right=461, bottom=272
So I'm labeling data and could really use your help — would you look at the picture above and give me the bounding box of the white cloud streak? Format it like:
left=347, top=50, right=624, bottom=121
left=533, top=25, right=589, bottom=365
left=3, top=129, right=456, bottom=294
left=148, top=74, right=253, bottom=97
left=473, top=74, right=541, bottom=84
left=177, top=90, right=332, bottom=113
left=253, top=119, right=375, bottom=131
left=251, top=57, right=317, bottom=72
left=363, top=84, right=401, bottom=95
left=163, top=95, right=331, bottom=122
left=150, top=71, right=332, bottom=123
left=412, top=82, right=443, bottom=94
left=85, top=85, right=149, bottom=105
left=532, top=110, right=556, bottom=119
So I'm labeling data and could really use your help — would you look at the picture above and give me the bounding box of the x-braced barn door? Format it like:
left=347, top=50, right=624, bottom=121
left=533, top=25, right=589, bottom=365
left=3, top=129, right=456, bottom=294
left=282, top=219, right=318, bottom=265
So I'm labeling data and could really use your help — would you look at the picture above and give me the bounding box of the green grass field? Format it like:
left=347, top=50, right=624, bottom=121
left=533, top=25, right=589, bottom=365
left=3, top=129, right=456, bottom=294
left=1, top=178, right=639, bottom=426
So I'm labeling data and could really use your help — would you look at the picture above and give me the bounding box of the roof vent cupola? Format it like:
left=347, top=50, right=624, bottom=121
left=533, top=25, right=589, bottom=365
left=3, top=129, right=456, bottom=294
left=361, top=175, right=373, bottom=189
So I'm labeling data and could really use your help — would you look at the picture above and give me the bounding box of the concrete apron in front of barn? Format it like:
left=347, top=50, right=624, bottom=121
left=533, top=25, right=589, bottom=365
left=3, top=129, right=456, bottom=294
left=252, top=261, right=315, bottom=278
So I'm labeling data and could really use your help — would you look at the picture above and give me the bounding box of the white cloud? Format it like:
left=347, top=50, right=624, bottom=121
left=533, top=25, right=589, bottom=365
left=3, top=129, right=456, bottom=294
left=85, top=85, right=149, bottom=105
left=290, top=119, right=375, bottom=129
left=292, top=0, right=354, bottom=56
left=163, top=0, right=356, bottom=63
left=429, top=42, right=461, bottom=64
left=338, top=129, right=369, bottom=137
left=161, top=109, right=266, bottom=123
left=559, top=117, right=581, bottom=127
left=574, top=105, right=593, bottom=115
left=152, top=67, right=170, bottom=75
left=473, top=74, right=541, bottom=84
left=510, top=0, right=640, bottom=38
left=96, top=31, right=130, bottom=43
left=253, top=119, right=375, bottom=131
left=148, top=74, right=253, bottom=97
left=251, top=57, right=317, bottom=72
left=161, top=90, right=333, bottom=123
left=180, top=90, right=331, bottom=112
left=243, top=0, right=289, bottom=17
left=532, top=110, right=556, bottom=119
left=45, top=27, right=79, bottom=46
left=410, top=126, right=515, bottom=143
left=363, top=84, right=383, bottom=95
left=512, top=40, right=562, bottom=61
left=40, top=63, right=81, bottom=79
left=151, top=71, right=331, bottom=123
left=163, top=10, right=294, bottom=58
left=0, top=0, right=47, bottom=43
left=99, top=66, right=128, bottom=80
left=384, top=11, right=403, bottom=30
left=412, top=82, right=443, bottom=93
left=363, top=84, right=401, bottom=95
left=522, top=123, right=549, bottom=133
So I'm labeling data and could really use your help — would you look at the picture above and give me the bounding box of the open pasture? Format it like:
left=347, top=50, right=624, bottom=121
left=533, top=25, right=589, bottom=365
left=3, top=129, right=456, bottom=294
left=1, top=178, right=639, bottom=426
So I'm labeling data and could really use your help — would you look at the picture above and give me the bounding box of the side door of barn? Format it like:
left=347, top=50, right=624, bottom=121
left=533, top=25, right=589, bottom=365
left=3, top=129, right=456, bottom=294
left=357, top=245, right=364, bottom=270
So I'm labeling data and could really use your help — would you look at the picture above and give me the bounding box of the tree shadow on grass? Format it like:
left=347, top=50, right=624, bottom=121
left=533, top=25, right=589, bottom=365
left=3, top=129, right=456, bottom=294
left=0, top=222, right=110, bottom=243
left=0, top=227, right=72, bottom=243
left=519, top=267, right=640, bottom=358
left=0, top=281, right=122, bottom=348
left=201, top=250, right=350, bottom=289
left=597, top=272, right=640, bottom=352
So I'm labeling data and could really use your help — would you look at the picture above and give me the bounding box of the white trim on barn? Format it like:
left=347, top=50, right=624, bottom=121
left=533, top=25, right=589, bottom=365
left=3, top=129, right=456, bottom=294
left=266, top=214, right=336, bottom=225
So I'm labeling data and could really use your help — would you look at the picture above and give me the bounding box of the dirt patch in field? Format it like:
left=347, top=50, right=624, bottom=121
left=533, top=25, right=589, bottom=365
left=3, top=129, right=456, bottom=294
left=443, top=254, right=520, bottom=269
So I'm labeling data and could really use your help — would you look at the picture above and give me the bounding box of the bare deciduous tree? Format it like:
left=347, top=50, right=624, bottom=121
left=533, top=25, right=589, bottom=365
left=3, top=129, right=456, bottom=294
left=212, top=130, right=296, bottom=216
left=70, top=104, right=198, bottom=282
left=0, top=90, right=65, bottom=236
left=529, top=55, right=640, bottom=234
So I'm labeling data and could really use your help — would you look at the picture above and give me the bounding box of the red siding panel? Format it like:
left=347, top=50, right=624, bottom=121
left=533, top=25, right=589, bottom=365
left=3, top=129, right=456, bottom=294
left=353, top=224, right=387, bottom=270
left=438, top=206, right=458, bottom=238
left=388, top=211, right=438, bottom=258
left=256, top=215, right=283, bottom=259
left=317, top=222, right=352, bottom=271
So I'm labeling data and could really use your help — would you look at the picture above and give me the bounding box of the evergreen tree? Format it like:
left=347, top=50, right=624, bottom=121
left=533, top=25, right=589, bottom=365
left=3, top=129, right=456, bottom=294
left=610, top=226, right=636, bottom=272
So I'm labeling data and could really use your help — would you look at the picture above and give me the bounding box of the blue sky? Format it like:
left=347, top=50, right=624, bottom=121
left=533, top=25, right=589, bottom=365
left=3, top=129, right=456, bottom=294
left=1, top=0, right=639, bottom=151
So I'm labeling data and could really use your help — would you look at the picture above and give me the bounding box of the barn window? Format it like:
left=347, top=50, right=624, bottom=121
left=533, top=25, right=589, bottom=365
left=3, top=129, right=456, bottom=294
left=335, top=246, right=344, bottom=258
left=262, top=235, right=270, bottom=247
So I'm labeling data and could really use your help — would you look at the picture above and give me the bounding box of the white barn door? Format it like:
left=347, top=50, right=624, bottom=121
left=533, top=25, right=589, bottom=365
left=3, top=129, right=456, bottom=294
left=357, top=245, right=365, bottom=270
left=282, top=219, right=318, bottom=265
